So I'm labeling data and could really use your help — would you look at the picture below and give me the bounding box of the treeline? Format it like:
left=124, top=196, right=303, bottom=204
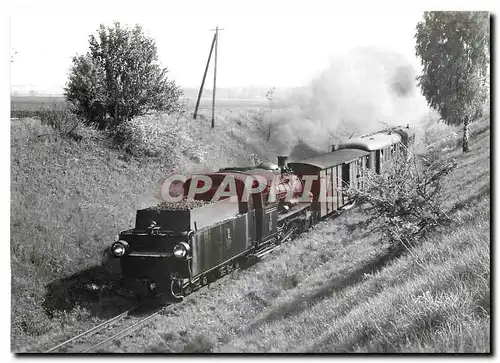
left=182, top=87, right=290, bottom=100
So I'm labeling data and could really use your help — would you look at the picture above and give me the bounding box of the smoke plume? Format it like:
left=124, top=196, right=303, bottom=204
left=265, top=47, right=430, bottom=157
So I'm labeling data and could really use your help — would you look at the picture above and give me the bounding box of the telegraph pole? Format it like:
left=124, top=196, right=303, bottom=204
left=211, top=27, right=219, bottom=128
left=210, top=26, right=223, bottom=128
left=193, top=34, right=216, bottom=120
left=193, top=26, right=224, bottom=127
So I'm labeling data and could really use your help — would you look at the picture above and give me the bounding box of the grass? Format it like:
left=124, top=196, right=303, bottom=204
left=11, top=107, right=490, bottom=353
left=118, top=114, right=489, bottom=353
left=10, top=107, right=283, bottom=351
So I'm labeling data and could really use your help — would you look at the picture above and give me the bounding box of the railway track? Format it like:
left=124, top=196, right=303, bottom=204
left=41, top=215, right=339, bottom=353
left=43, top=304, right=168, bottom=353
left=41, top=248, right=274, bottom=353
left=41, top=244, right=281, bottom=354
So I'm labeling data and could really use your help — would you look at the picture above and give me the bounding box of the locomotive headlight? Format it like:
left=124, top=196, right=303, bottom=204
left=173, top=242, right=191, bottom=259
left=111, top=240, right=129, bottom=257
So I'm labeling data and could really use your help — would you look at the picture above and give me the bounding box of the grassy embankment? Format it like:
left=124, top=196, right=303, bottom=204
left=11, top=106, right=280, bottom=350
left=11, top=105, right=490, bottom=352
left=109, top=114, right=488, bottom=353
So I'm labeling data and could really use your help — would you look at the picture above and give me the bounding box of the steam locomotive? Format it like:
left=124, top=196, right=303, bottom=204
left=110, top=126, right=415, bottom=299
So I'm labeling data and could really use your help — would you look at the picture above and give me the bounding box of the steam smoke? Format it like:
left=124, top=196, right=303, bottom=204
left=265, top=47, right=430, bottom=156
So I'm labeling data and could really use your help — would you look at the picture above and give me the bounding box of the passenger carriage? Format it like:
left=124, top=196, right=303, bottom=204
left=337, top=131, right=401, bottom=174
left=288, top=149, right=369, bottom=221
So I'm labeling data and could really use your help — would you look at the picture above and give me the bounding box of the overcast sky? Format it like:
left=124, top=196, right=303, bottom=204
left=8, top=2, right=443, bottom=94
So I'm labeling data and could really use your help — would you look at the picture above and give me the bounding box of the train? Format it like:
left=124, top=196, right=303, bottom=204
left=110, top=125, right=415, bottom=299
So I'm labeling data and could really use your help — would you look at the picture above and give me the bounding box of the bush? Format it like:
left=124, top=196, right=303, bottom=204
left=37, top=103, right=84, bottom=140
left=109, top=115, right=202, bottom=163
left=346, top=153, right=456, bottom=249
left=11, top=110, right=44, bottom=119
left=110, top=119, right=170, bottom=157
left=11, top=103, right=97, bottom=143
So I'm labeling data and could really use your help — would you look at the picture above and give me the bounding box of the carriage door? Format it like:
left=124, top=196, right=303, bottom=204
left=337, top=165, right=350, bottom=209
left=325, top=167, right=332, bottom=215
left=376, top=150, right=382, bottom=174
left=342, top=163, right=350, bottom=188
left=358, top=157, right=366, bottom=189
left=319, top=170, right=327, bottom=217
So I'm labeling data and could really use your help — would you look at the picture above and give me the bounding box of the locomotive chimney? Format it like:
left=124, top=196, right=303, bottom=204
left=277, top=156, right=288, bottom=171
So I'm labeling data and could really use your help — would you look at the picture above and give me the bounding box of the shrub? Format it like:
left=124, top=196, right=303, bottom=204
left=346, top=153, right=456, bottom=249
left=109, top=116, right=200, bottom=163
left=37, top=103, right=85, bottom=140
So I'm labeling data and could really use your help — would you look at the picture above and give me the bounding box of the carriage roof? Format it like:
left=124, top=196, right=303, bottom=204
left=288, top=148, right=369, bottom=171
left=338, top=132, right=402, bottom=151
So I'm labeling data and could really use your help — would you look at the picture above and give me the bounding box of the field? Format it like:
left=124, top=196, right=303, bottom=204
left=10, top=103, right=490, bottom=352
left=10, top=96, right=266, bottom=118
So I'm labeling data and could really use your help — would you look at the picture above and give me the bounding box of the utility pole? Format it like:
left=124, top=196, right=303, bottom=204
left=210, top=26, right=224, bottom=128
left=193, top=34, right=216, bottom=120
left=193, top=26, right=224, bottom=126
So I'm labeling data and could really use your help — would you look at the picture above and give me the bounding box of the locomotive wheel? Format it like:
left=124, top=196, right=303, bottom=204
left=208, top=271, right=218, bottom=283
left=218, top=266, right=227, bottom=277
left=183, top=285, right=193, bottom=296
left=201, top=275, right=208, bottom=286
left=246, top=254, right=259, bottom=267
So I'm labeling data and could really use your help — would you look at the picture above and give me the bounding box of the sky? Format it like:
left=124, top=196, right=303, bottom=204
left=10, top=1, right=427, bottom=95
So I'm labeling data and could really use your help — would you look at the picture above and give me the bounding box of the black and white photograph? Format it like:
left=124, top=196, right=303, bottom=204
left=7, top=0, right=491, bottom=354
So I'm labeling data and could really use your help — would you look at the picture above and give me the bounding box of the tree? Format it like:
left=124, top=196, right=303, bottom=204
left=265, top=87, right=276, bottom=109
left=11, top=48, right=17, bottom=63
left=263, top=87, right=277, bottom=141
left=415, top=11, right=490, bottom=152
left=65, top=22, right=184, bottom=129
